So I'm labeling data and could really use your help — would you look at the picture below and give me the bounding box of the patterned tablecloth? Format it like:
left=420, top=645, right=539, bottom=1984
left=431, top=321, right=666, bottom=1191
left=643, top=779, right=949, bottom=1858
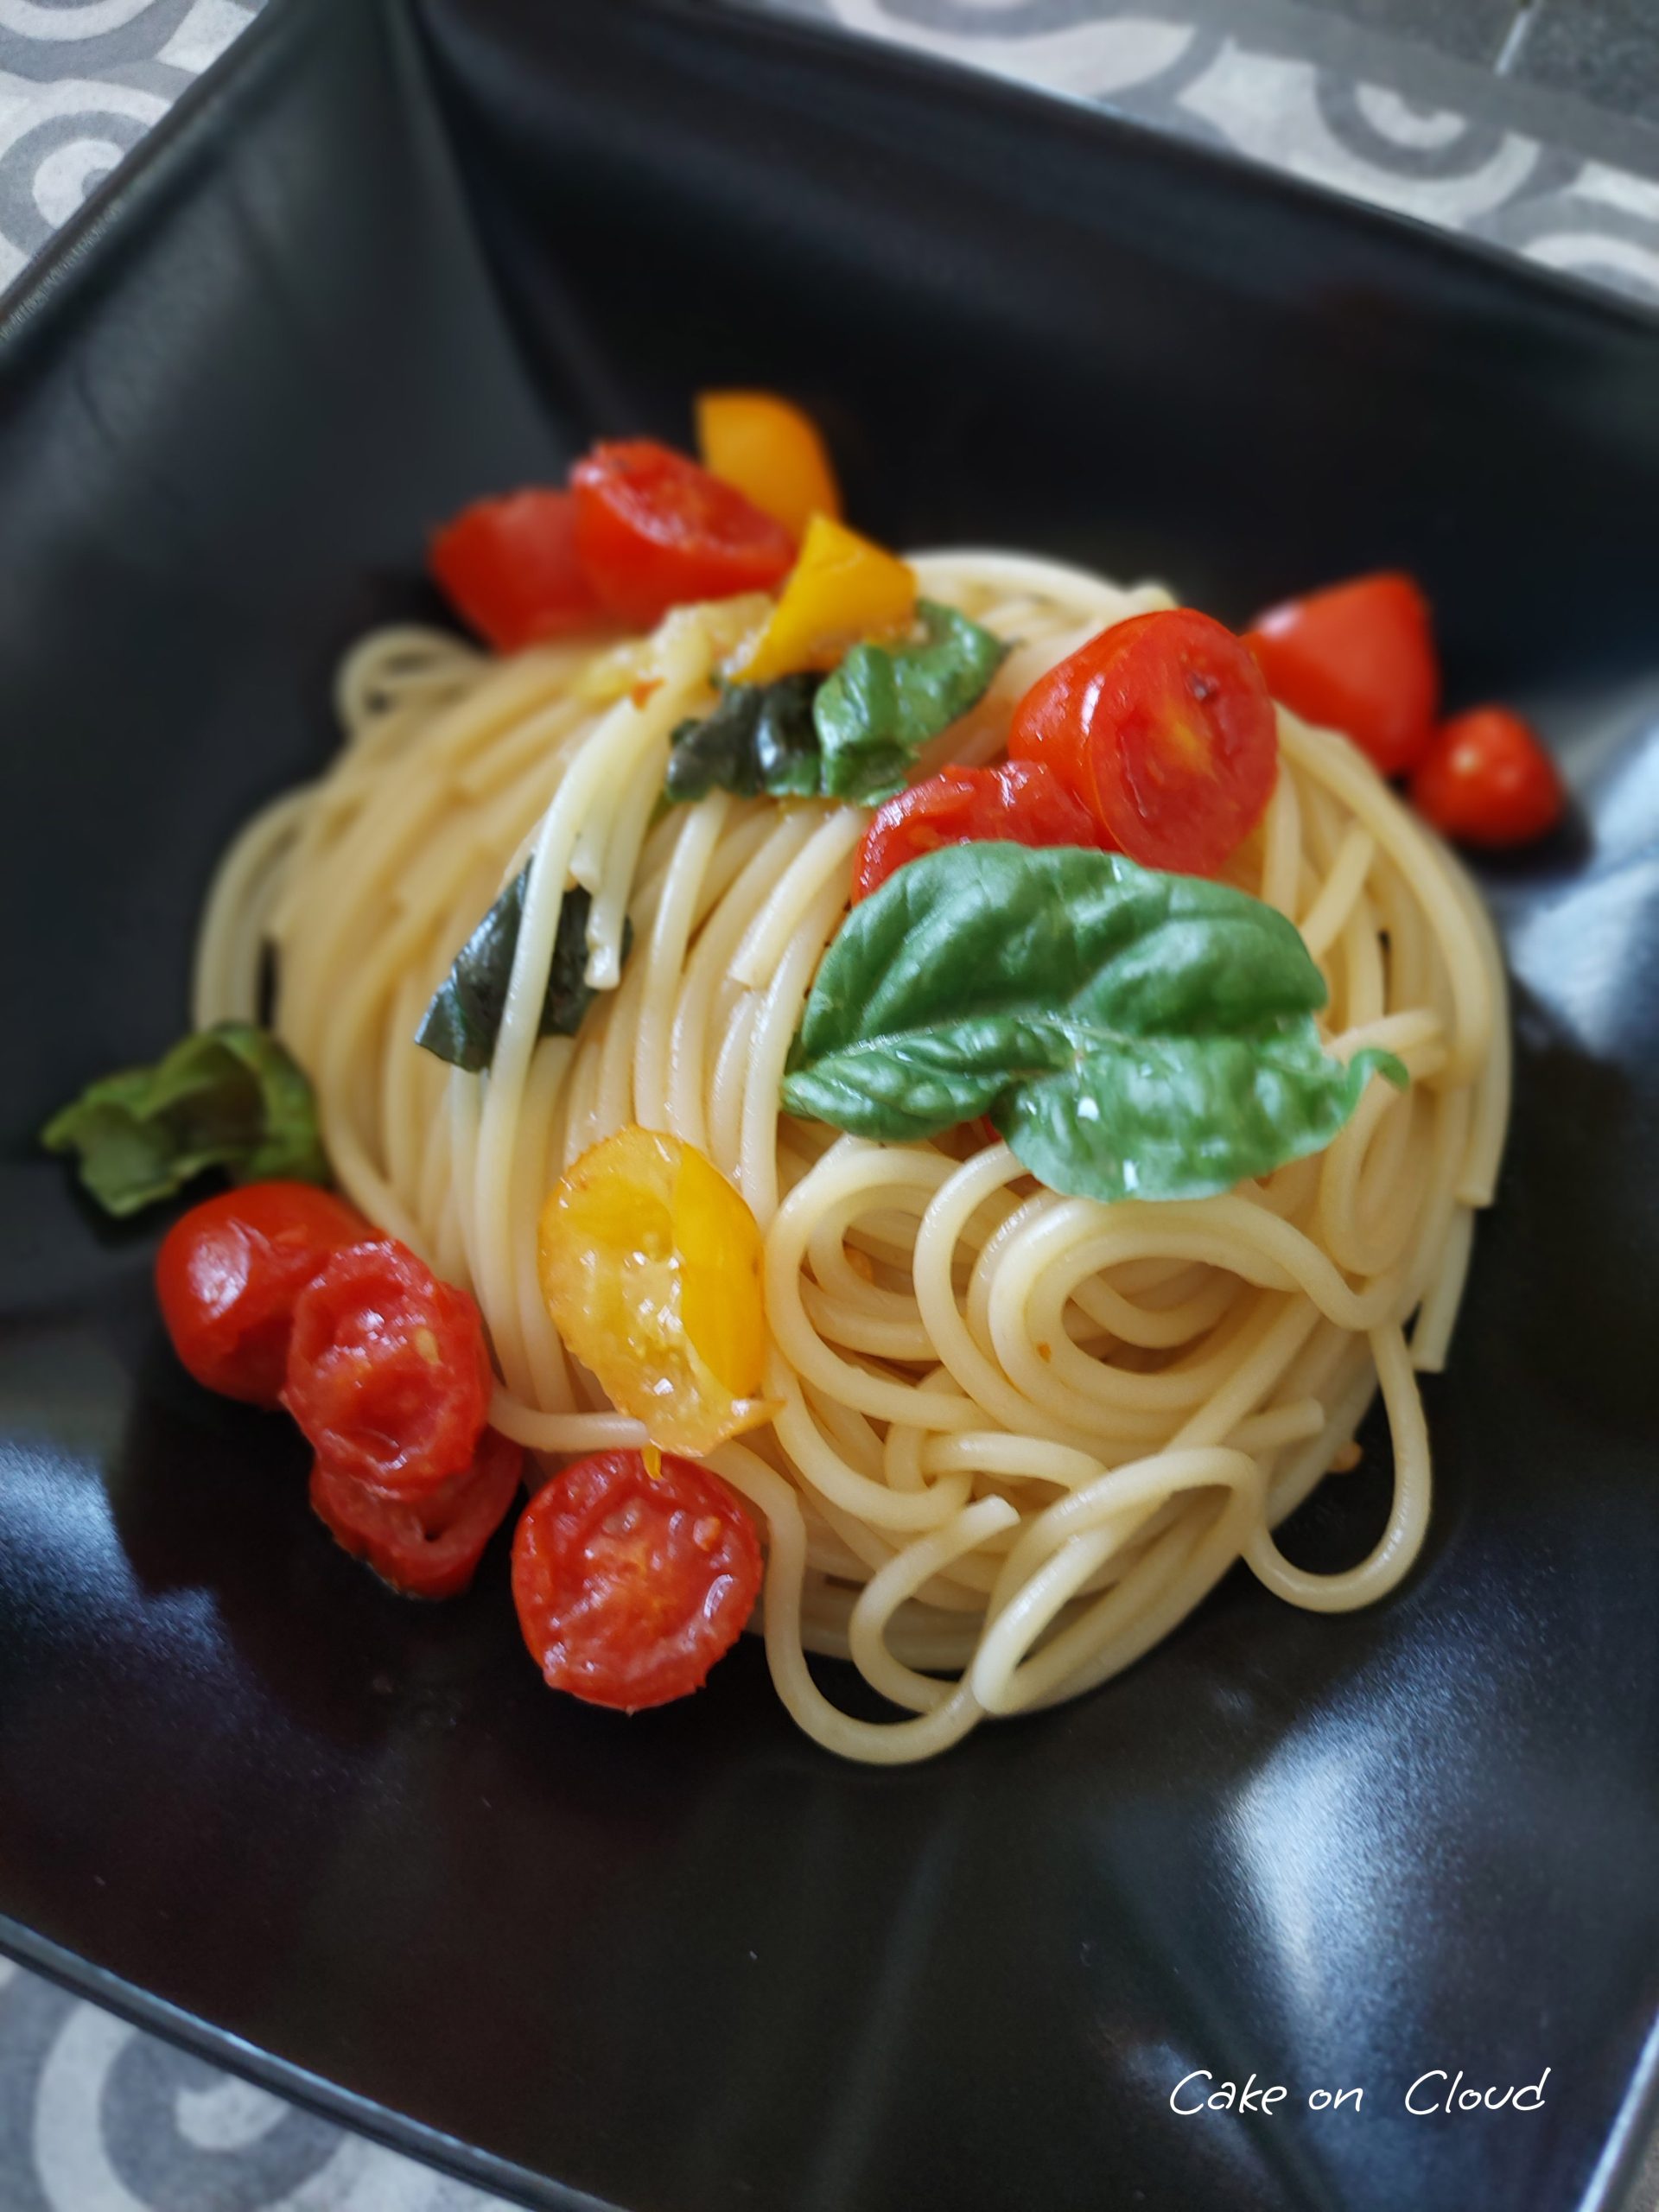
left=3, top=3, right=1656, bottom=2209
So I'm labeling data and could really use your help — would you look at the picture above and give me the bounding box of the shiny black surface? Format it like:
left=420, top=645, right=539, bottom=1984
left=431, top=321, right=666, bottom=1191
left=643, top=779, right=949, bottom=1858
left=3, top=3, right=1658, bottom=2208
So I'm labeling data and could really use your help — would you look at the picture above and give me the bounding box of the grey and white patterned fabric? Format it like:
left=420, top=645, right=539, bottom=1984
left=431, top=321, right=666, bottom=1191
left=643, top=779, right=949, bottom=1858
left=779, top=0, right=1659, bottom=303
left=0, top=1953, right=508, bottom=2209
left=0, top=0, right=264, bottom=291
left=3, top=2, right=1659, bottom=2209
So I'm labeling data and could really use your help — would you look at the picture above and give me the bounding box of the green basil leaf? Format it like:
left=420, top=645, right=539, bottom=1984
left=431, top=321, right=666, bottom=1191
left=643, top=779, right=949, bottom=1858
left=664, top=603, right=1006, bottom=809
left=812, top=600, right=1009, bottom=804
left=416, top=865, right=628, bottom=1071
left=666, top=673, right=823, bottom=804
left=666, top=686, right=767, bottom=802
left=41, top=1021, right=329, bottom=1217
left=781, top=842, right=1407, bottom=1204
left=752, top=674, right=824, bottom=797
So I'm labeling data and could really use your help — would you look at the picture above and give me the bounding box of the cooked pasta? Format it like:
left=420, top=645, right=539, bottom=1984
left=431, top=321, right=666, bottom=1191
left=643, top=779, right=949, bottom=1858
left=192, top=550, right=1508, bottom=1763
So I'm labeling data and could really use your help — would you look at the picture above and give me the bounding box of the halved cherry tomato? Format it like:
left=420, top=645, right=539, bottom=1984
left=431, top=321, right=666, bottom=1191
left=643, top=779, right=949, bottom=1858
left=512, top=1448, right=762, bottom=1710
left=156, top=1182, right=372, bottom=1408
left=1408, top=706, right=1564, bottom=848
left=571, top=441, right=796, bottom=628
left=310, top=1427, right=524, bottom=1600
left=1245, top=572, right=1438, bottom=778
left=1008, top=608, right=1277, bottom=876
left=852, top=760, right=1107, bottom=901
left=695, top=391, right=841, bottom=539
left=429, top=489, right=603, bottom=653
left=284, top=1241, right=492, bottom=1497
left=538, top=1128, right=772, bottom=1459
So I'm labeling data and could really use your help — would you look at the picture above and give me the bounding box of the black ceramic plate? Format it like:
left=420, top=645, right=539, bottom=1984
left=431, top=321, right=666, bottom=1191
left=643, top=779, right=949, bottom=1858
left=3, top=3, right=1658, bottom=2208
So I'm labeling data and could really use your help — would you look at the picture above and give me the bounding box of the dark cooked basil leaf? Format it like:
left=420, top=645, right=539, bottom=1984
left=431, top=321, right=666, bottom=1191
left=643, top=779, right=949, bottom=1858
left=416, top=867, right=628, bottom=1071
left=41, top=1021, right=329, bottom=1217
left=666, top=673, right=821, bottom=803
left=664, top=602, right=1006, bottom=809
left=753, top=674, right=825, bottom=796
left=812, top=601, right=1008, bottom=804
left=782, top=842, right=1406, bottom=1204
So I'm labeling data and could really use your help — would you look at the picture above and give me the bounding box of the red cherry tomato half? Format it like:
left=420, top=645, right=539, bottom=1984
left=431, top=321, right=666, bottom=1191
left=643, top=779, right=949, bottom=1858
left=310, top=1427, right=524, bottom=1600
left=283, top=1241, right=492, bottom=1497
left=512, top=1449, right=763, bottom=1712
left=1408, top=707, right=1565, bottom=849
left=429, top=489, right=603, bottom=653
left=155, top=1182, right=372, bottom=1408
left=852, top=760, right=1108, bottom=902
left=571, top=440, right=796, bottom=628
left=1008, top=608, right=1278, bottom=876
left=1244, top=571, right=1439, bottom=778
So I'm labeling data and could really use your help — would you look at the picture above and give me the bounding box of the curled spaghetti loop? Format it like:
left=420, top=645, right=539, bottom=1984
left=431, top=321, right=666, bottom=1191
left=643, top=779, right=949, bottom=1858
left=193, top=554, right=1508, bottom=1762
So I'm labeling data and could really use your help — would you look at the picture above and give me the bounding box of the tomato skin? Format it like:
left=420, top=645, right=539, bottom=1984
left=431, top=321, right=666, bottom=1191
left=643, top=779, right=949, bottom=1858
left=429, top=490, right=603, bottom=653
left=155, top=1183, right=372, bottom=1408
left=512, top=1449, right=763, bottom=1712
left=1408, top=707, right=1564, bottom=848
left=283, top=1242, right=492, bottom=1497
left=571, top=441, right=796, bottom=628
left=1008, top=608, right=1278, bottom=876
left=310, top=1427, right=524, bottom=1600
left=852, top=761, right=1107, bottom=901
left=1245, top=572, right=1438, bottom=777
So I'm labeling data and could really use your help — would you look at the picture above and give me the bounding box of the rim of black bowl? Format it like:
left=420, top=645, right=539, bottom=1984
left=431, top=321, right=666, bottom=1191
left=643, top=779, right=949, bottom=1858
left=1, top=5, right=1657, bottom=2212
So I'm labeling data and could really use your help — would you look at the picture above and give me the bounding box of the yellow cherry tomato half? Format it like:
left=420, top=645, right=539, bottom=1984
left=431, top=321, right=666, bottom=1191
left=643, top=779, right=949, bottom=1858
left=730, top=513, right=917, bottom=685
left=695, top=389, right=842, bottom=540
left=537, top=1126, right=773, bottom=1458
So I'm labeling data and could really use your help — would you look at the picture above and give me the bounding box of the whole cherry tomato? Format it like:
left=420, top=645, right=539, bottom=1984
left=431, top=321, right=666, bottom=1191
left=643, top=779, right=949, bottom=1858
left=1245, top=571, right=1438, bottom=777
left=310, top=1427, right=524, bottom=1600
left=512, top=1449, right=763, bottom=1710
left=852, top=760, right=1107, bottom=901
left=538, top=1128, right=771, bottom=1459
left=429, top=489, right=603, bottom=653
left=1009, top=608, right=1277, bottom=876
left=284, top=1241, right=492, bottom=1497
left=1408, top=707, right=1564, bottom=848
left=571, top=441, right=796, bottom=628
left=155, top=1182, right=372, bottom=1408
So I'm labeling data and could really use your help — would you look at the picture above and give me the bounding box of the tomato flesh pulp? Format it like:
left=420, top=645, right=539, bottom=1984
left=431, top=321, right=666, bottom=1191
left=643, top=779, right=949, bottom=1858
left=1010, top=609, right=1277, bottom=876
left=538, top=1128, right=770, bottom=1457
left=512, top=1449, right=763, bottom=1709
left=852, top=760, right=1106, bottom=900
left=284, top=1240, right=492, bottom=1495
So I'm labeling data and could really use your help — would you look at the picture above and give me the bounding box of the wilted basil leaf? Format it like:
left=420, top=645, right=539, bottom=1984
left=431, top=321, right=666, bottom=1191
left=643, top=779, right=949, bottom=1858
left=782, top=842, right=1406, bottom=1204
left=664, top=601, right=1006, bottom=810
left=666, top=673, right=821, bottom=803
left=416, top=866, right=628, bottom=1072
left=41, top=1021, right=329, bottom=1217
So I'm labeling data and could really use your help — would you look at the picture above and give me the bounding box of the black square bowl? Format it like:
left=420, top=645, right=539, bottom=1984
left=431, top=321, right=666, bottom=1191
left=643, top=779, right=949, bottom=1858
left=2, top=4, right=1657, bottom=2209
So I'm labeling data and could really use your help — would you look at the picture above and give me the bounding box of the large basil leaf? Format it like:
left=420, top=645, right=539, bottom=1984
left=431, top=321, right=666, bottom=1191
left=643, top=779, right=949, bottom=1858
left=664, top=599, right=1007, bottom=810
left=813, top=600, right=1008, bottom=803
left=41, top=1021, right=329, bottom=1217
left=416, top=865, right=628, bottom=1072
left=781, top=843, right=1406, bottom=1204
